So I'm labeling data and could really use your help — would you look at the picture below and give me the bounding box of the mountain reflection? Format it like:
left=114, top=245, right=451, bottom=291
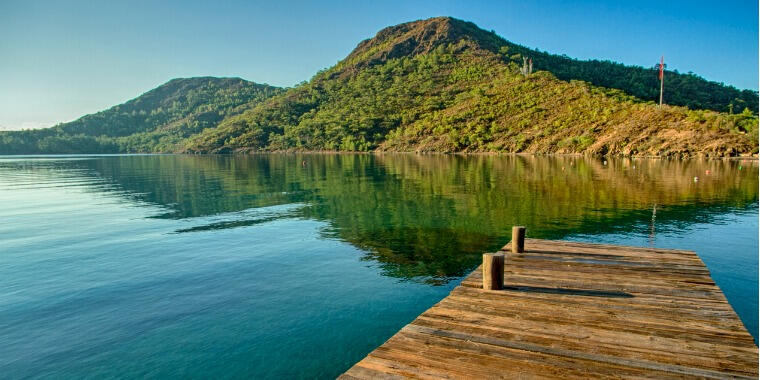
left=22, top=154, right=758, bottom=284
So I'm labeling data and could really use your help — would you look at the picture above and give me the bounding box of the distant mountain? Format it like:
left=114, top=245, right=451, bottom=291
left=1, top=17, right=756, bottom=157
left=183, top=17, right=757, bottom=157
left=0, top=77, right=283, bottom=154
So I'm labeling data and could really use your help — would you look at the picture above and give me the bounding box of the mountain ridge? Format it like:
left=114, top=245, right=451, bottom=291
left=0, top=77, right=283, bottom=154
left=0, top=17, right=756, bottom=156
left=343, top=17, right=757, bottom=113
left=181, top=17, right=757, bottom=157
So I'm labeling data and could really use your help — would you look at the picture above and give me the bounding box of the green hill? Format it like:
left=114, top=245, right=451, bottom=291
left=501, top=47, right=758, bottom=115
left=0, top=77, right=283, bottom=154
left=1, top=17, right=757, bottom=157
left=344, top=18, right=756, bottom=114
left=183, top=17, right=757, bottom=157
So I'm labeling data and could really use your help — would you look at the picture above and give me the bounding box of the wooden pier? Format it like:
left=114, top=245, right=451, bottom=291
left=341, top=236, right=758, bottom=379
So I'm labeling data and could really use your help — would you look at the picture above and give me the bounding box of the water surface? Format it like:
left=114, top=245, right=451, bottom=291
left=1, top=154, right=757, bottom=378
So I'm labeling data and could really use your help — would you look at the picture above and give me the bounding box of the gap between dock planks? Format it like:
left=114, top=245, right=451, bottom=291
left=340, top=238, right=758, bottom=379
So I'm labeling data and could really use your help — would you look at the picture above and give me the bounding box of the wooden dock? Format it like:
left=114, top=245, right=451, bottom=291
left=341, top=238, right=758, bottom=379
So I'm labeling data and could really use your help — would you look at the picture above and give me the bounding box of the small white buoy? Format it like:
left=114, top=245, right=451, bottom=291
left=693, top=176, right=699, bottom=182
left=603, top=160, right=607, bottom=165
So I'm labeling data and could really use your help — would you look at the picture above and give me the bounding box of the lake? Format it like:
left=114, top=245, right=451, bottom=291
left=1, top=154, right=757, bottom=378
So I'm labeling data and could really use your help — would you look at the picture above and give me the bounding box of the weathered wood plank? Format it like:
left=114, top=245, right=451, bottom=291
left=413, top=310, right=758, bottom=370
left=341, top=239, right=758, bottom=379
left=434, top=296, right=755, bottom=344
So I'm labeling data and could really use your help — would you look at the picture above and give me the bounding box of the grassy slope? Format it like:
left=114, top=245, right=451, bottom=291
left=183, top=18, right=757, bottom=157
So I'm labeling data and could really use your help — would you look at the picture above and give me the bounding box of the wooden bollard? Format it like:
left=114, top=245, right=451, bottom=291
left=512, top=226, right=526, bottom=253
left=482, top=253, right=505, bottom=290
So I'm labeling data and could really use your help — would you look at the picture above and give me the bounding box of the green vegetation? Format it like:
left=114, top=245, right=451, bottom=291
left=1, top=17, right=756, bottom=156
left=502, top=46, right=758, bottom=114
left=185, top=17, right=757, bottom=157
left=0, top=77, right=282, bottom=154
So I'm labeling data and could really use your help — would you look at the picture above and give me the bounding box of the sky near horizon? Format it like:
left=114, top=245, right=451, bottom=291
left=1, top=0, right=758, bottom=130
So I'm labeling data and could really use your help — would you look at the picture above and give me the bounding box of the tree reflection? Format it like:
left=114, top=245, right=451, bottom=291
left=60, top=154, right=759, bottom=283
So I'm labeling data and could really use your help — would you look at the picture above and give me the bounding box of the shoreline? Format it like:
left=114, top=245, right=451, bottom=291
left=1, top=151, right=758, bottom=161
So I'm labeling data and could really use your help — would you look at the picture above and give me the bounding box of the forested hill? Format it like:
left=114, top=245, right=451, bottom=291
left=502, top=46, right=758, bottom=114
left=342, top=17, right=757, bottom=114
left=183, top=17, right=757, bottom=157
left=0, top=77, right=283, bottom=154
left=1, top=17, right=757, bottom=156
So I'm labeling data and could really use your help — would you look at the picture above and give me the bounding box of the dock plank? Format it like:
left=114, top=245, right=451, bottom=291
left=340, top=238, right=758, bottom=379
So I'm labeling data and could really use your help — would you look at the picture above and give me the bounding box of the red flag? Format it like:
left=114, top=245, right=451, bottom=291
left=659, top=56, right=664, bottom=80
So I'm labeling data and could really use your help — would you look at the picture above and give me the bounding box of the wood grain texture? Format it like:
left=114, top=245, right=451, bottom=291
left=482, top=253, right=504, bottom=290
left=511, top=226, right=526, bottom=253
left=340, top=238, right=758, bottom=379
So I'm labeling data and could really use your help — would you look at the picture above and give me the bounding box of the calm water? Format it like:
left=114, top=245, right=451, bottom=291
left=1, top=154, right=757, bottom=378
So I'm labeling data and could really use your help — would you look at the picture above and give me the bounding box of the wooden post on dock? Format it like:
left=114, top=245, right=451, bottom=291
left=512, top=226, right=526, bottom=253
left=482, top=253, right=504, bottom=290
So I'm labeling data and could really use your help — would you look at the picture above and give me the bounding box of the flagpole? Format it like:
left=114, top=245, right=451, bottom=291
left=659, top=56, right=664, bottom=106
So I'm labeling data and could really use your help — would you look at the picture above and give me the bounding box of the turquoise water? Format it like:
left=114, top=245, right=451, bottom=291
left=1, top=154, right=757, bottom=378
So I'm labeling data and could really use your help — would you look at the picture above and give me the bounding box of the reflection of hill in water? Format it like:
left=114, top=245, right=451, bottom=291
left=70, top=154, right=759, bottom=283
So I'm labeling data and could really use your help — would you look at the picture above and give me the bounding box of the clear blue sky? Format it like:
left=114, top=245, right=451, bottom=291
left=1, top=0, right=757, bottom=130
